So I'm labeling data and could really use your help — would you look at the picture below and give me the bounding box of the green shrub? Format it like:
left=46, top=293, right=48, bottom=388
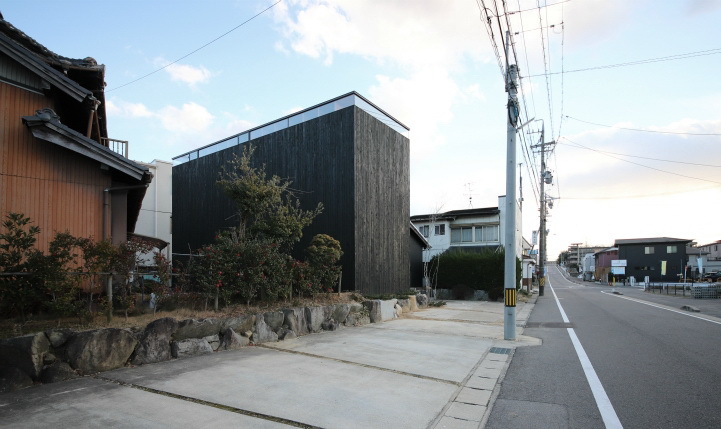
left=432, top=249, right=521, bottom=298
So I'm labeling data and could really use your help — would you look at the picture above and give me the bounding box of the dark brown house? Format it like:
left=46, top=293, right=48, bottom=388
left=172, top=92, right=411, bottom=295
left=0, top=17, right=151, bottom=251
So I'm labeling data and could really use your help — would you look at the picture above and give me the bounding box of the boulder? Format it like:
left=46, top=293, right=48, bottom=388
left=171, top=338, right=213, bottom=358
left=40, top=361, right=78, bottom=384
left=252, top=316, right=278, bottom=344
left=346, top=303, right=370, bottom=326
left=65, top=328, right=137, bottom=374
left=331, top=304, right=351, bottom=324
left=306, top=306, right=331, bottom=333
left=321, top=319, right=338, bottom=331
left=263, top=311, right=285, bottom=332
left=408, top=295, right=419, bottom=311
left=220, top=328, right=249, bottom=350
left=220, top=315, right=255, bottom=334
left=277, top=327, right=297, bottom=340
left=379, top=299, right=398, bottom=321
left=0, top=332, right=50, bottom=380
left=363, top=300, right=382, bottom=323
left=397, top=298, right=411, bottom=313
left=0, top=365, right=33, bottom=392
left=282, top=307, right=309, bottom=336
left=131, top=317, right=178, bottom=365
left=173, top=318, right=222, bottom=341
left=45, top=329, right=73, bottom=348
left=203, top=334, right=220, bottom=351
left=416, top=293, right=429, bottom=308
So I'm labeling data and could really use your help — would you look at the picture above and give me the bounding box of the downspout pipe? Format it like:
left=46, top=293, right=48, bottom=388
left=103, top=183, right=149, bottom=241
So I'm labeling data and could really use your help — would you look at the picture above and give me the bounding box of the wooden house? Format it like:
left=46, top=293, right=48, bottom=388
left=0, top=17, right=152, bottom=251
left=172, top=92, right=410, bottom=295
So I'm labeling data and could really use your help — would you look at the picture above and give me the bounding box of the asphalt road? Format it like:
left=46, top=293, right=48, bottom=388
left=486, top=263, right=721, bottom=429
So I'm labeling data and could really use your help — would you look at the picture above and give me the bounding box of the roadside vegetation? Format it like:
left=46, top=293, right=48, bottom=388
left=0, top=145, right=346, bottom=337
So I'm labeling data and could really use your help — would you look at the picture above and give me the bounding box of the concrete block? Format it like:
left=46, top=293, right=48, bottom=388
left=456, top=387, right=492, bottom=406
left=445, top=402, right=486, bottom=422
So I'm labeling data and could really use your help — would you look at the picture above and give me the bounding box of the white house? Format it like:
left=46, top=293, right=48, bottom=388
left=695, top=240, right=721, bottom=273
left=410, top=195, right=523, bottom=263
left=133, top=159, right=173, bottom=267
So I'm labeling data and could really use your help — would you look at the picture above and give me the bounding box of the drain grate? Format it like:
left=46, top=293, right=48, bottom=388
left=489, top=347, right=512, bottom=355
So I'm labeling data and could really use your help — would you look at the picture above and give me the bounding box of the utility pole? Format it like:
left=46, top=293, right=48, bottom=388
left=504, top=31, right=519, bottom=341
left=532, top=123, right=554, bottom=297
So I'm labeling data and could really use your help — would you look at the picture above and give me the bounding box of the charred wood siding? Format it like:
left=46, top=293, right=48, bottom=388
left=354, top=108, right=409, bottom=295
left=0, top=82, right=108, bottom=252
left=173, top=105, right=410, bottom=295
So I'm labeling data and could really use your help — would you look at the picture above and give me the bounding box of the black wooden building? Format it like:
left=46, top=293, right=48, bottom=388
left=615, top=237, right=692, bottom=282
left=172, top=92, right=410, bottom=295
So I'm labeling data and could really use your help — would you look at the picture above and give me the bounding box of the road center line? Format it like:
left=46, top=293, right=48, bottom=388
left=549, top=278, right=623, bottom=429
left=600, top=291, right=721, bottom=325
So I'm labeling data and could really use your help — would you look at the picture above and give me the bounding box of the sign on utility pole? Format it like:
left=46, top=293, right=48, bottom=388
left=504, top=31, right=519, bottom=341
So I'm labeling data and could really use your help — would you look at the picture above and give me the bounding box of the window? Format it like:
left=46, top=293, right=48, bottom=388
left=645, top=246, right=654, bottom=254
left=667, top=245, right=677, bottom=254
left=475, top=225, right=500, bottom=242
left=451, top=227, right=473, bottom=243
left=434, top=224, right=445, bottom=235
left=419, top=225, right=429, bottom=238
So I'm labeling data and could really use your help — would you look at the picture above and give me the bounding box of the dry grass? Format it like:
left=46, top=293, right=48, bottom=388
left=0, top=293, right=363, bottom=339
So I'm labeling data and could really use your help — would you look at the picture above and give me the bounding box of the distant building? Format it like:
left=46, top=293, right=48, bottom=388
left=172, top=92, right=410, bottom=295
left=410, top=196, right=523, bottom=263
left=594, top=247, right=618, bottom=283
left=615, top=237, right=693, bottom=282
left=695, top=240, right=721, bottom=273
left=133, top=160, right=172, bottom=267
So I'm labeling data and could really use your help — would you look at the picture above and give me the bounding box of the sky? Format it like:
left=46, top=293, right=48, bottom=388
left=2, top=0, right=721, bottom=259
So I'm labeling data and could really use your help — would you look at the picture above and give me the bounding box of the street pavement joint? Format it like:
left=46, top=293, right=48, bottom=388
left=94, top=375, right=322, bottom=429
left=259, top=344, right=460, bottom=386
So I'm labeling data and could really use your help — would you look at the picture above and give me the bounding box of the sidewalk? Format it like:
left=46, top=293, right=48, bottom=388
left=0, top=298, right=540, bottom=429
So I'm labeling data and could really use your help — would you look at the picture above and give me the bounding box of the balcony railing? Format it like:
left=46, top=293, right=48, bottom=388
left=101, top=138, right=129, bottom=158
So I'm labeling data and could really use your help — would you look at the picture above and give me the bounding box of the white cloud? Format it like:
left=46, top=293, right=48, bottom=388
left=105, top=99, right=154, bottom=118
left=369, top=68, right=460, bottom=158
left=157, top=102, right=214, bottom=133
left=154, top=57, right=212, bottom=86
left=273, top=0, right=484, bottom=70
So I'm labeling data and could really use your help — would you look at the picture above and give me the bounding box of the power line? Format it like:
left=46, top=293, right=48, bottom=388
left=558, top=140, right=721, bottom=167
left=527, top=47, right=721, bottom=78
left=107, top=1, right=282, bottom=92
left=561, top=137, right=721, bottom=186
left=565, top=116, right=721, bottom=136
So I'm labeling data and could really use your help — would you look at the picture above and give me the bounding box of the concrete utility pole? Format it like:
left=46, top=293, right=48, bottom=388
left=504, top=31, right=519, bottom=341
left=532, top=124, right=554, bottom=297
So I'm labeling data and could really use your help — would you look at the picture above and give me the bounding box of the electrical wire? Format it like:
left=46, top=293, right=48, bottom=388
left=107, top=1, right=282, bottom=92
left=565, top=116, right=721, bottom=136
left=527, top=47, right=721, bottom=78
left=558, top=140, right=721, bottom=167
left=537, top=0, right=555, bottom=138
left=561, top=137, right=721, bottom=186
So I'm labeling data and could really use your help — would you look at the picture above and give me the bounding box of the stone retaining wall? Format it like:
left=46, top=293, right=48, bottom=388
left=0, top=295, right=428, bottom=392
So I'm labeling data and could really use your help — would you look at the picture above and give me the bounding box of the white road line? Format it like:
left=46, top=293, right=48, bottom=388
left=549, top=278, right=624, bottom=429
left=600, top=291, right=721, bottom=325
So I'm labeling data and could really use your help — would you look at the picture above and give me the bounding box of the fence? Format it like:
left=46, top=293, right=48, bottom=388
left=645, top=282, right=719, bottom=299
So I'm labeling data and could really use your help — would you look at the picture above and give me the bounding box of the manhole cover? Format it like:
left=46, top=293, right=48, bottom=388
left=489, top=347, right=512, bottom=355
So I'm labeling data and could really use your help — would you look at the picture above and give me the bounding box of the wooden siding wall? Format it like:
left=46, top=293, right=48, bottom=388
left=0, top=82, right=109, bottom=252
left=173, top=108, right=357, bottom=288
left=173, top=105, right=412, bottom=294
left=354, top=108, right=410, bottom=295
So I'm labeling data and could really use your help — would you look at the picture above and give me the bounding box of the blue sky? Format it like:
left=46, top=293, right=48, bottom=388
left=3, top=0, right=721, bottom=258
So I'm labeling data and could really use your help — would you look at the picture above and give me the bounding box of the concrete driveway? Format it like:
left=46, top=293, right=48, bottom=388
left=0, top=299, right=540, bottom=429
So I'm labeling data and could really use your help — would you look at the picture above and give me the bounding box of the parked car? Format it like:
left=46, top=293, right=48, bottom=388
left=702, top=272, right=720, bottom=282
